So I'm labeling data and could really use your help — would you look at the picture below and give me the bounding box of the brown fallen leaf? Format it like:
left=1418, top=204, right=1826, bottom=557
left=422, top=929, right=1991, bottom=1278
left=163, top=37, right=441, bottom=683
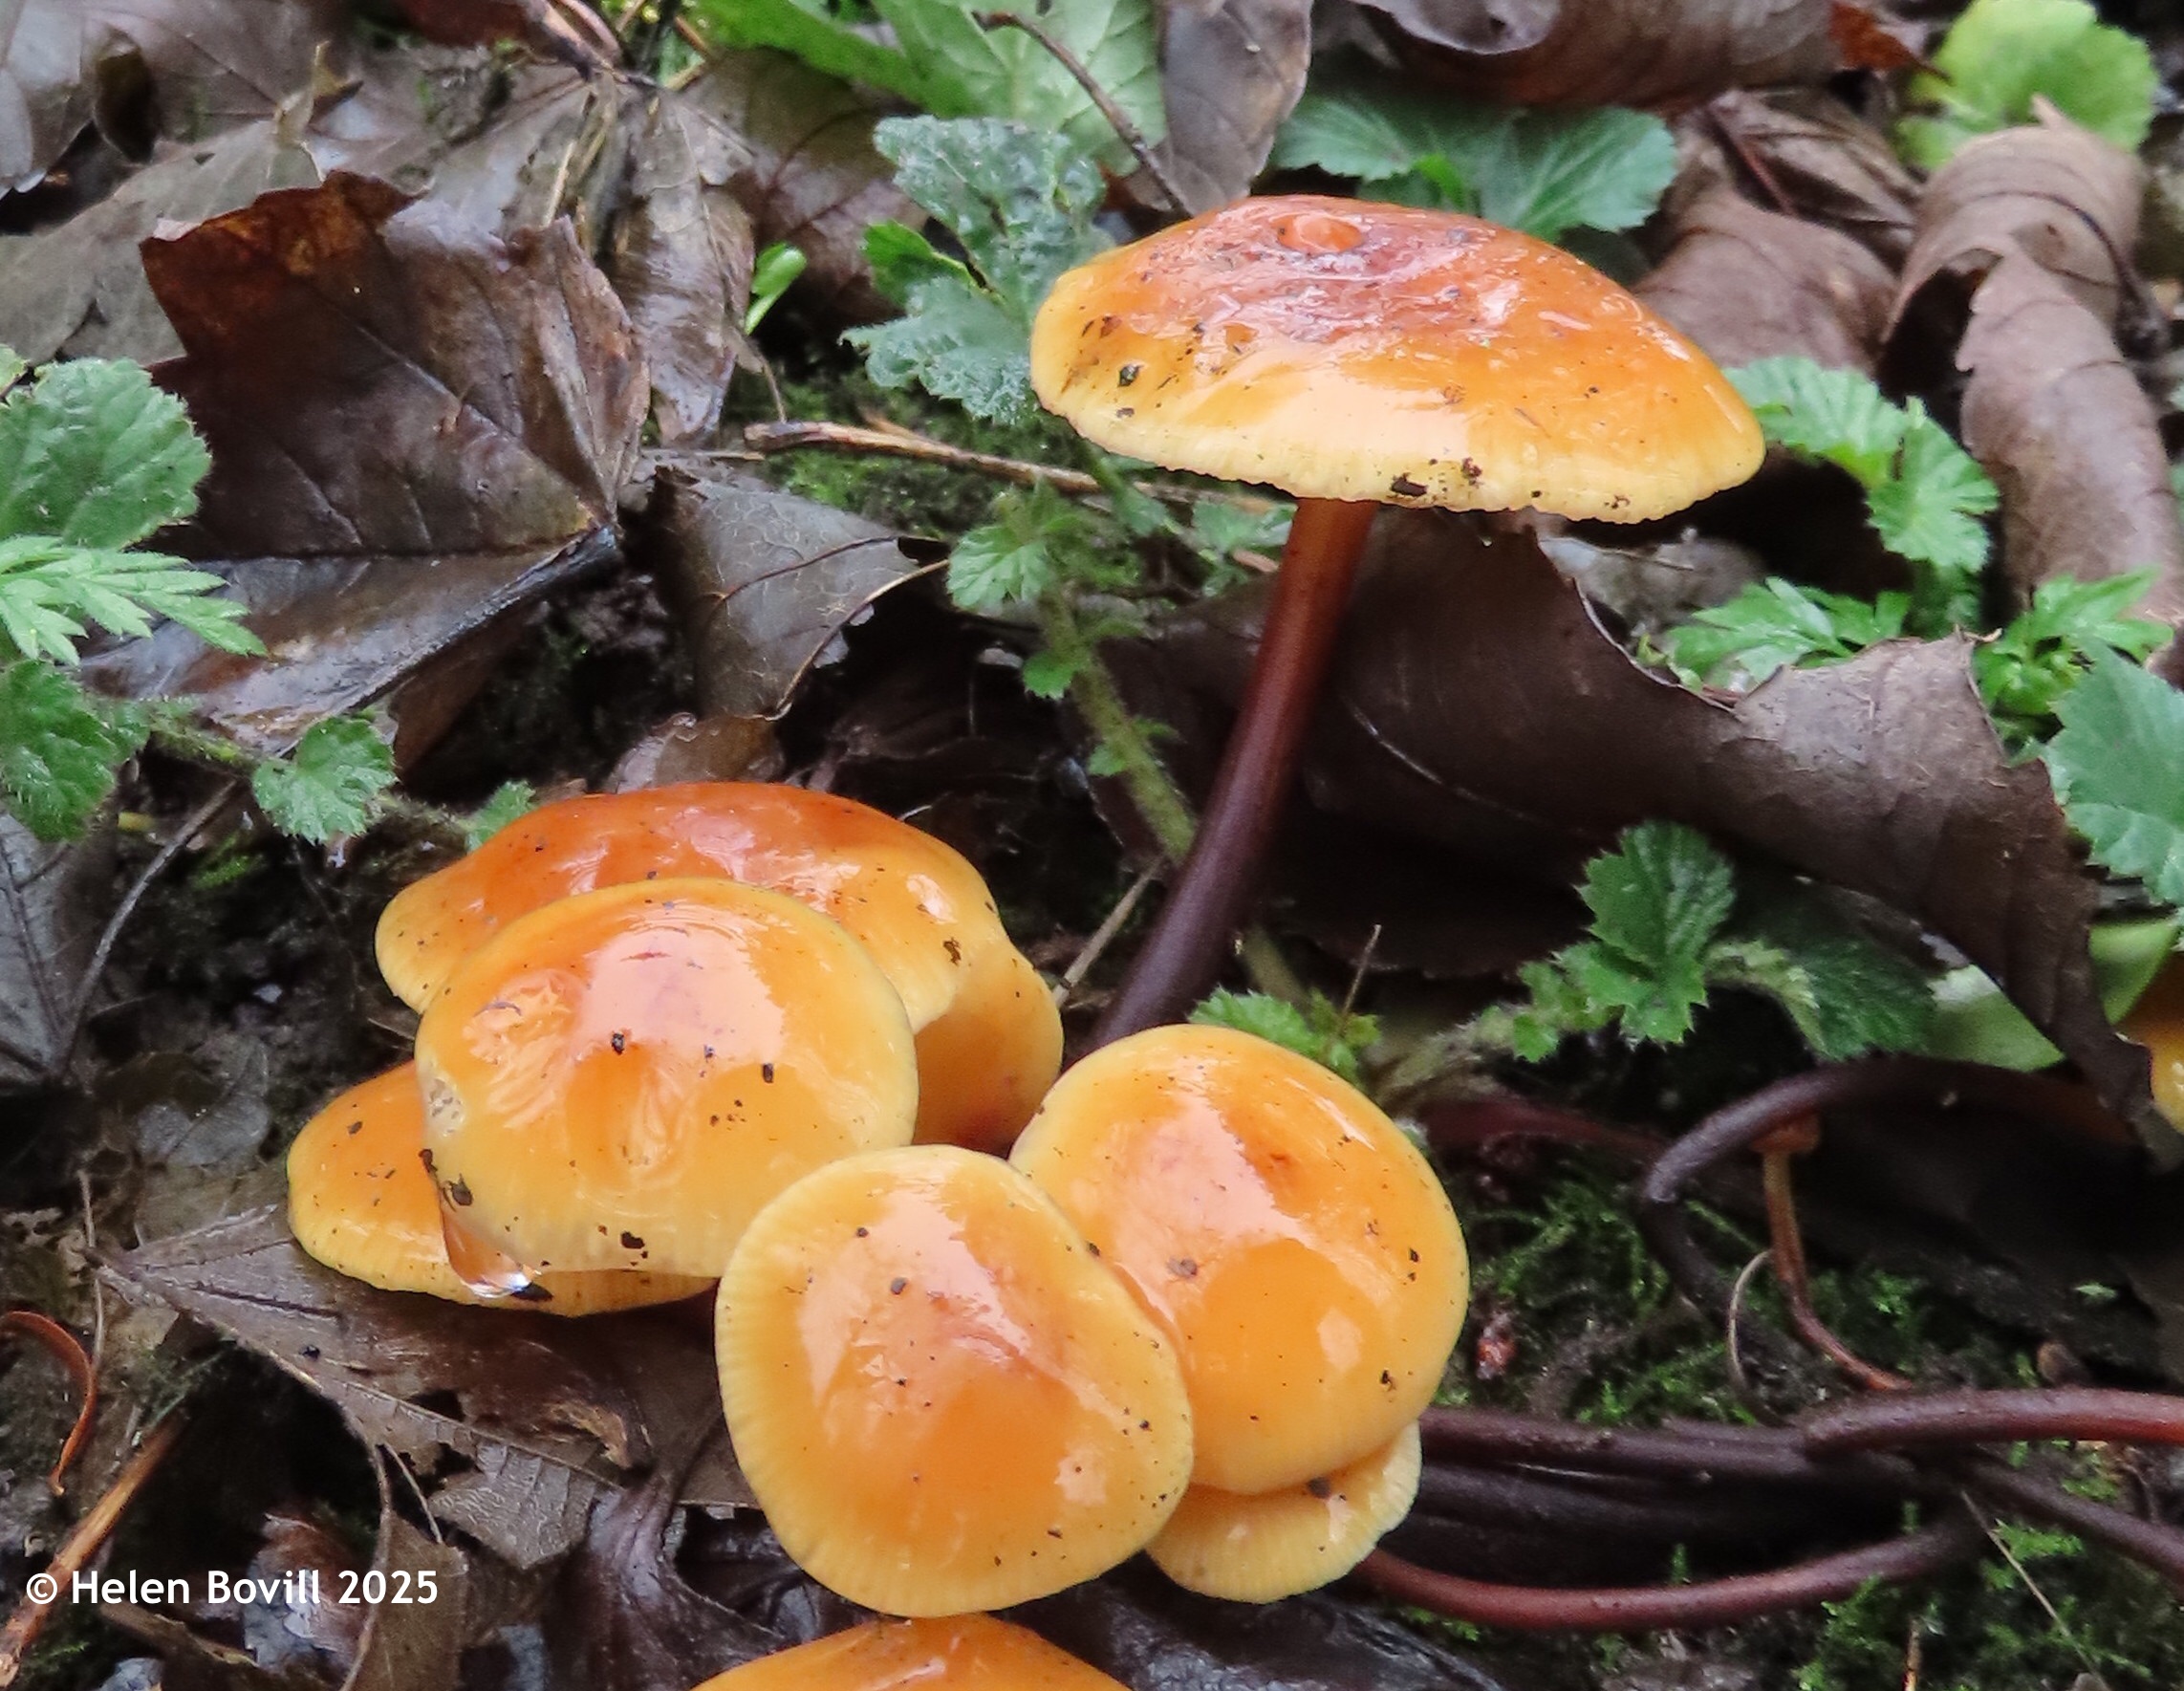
left=110, top=1207, right=749, bottom=1570
left=606, top=713, right=786, bottom=791
left=384, top=0, right=622, bottom=72
left=1636, top=186, right=1896, bottom=374
left=1699, top=88, right=1921, bottom=263
left=1353, top=0, right=1838, bottom=108
left=677, top=50, right=916, bottom=322
left=78, top=172, right=645, bottom=752
left=0, top=814, right=114, bottom=1091
left=1153, top=514, right=2157, bottom=1141
left=650, top=466, right=933, bottom=721
left=0, top=0, right=96, bottom=191
left=1890, top=108, right=2143, bottom=344
left=1155, top=0, right=1313, bottom=211
left=1957, top=249, right=2184, bottom=644
left=610, top=91, right=758, bottom=444
left=83, top=0, right=350, bottom=149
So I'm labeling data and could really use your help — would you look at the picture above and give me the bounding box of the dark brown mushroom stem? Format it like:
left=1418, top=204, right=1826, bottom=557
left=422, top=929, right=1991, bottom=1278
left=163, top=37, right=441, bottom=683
left=1352, top=1509, right=1984, bottom=1632
left=1760, top=1141, right=1912, bottom=1394
left=1094, top=499, right=1377, bottom=1044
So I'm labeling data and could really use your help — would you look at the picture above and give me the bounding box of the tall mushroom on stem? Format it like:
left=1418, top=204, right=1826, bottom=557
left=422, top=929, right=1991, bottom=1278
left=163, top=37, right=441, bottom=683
left=1029, top=196, right=1764, bottom=1039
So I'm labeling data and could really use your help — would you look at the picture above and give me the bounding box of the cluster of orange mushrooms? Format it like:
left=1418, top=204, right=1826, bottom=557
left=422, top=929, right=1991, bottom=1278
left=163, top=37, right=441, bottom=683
left=286, top=776, right=1467, bottom=1627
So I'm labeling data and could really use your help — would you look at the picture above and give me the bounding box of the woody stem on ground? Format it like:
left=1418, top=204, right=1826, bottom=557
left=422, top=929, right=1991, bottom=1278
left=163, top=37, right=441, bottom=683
left=1094, top=499, right=1376, bottom=1043
left=145, top=717, right=465, bottom=846
left=1036, top=587, right=1306, bottom=1006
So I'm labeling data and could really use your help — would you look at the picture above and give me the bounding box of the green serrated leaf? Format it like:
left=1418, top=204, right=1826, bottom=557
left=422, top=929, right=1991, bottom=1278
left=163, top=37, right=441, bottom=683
left=2045, top=648, right=2184, bottom=904
left=1896, top=0, right=2157, bottom=170
left=1190, top=987, right=1380, bottom=1084
left=251, top=715, right=396, bottom=844
left=1974, top=569, right=2164, bottom=737
left=872, top=0, right=1164, bottom=167
left=1581, top=820, right=1737, bottom=980
left=1725, top=891, right=1933, bottom=1058
left=1727, top=358, right=1905, bottom=487
left=1869, top=403, right=1996, bottom=625
left=0, top=347, right=24, bottom=397
left=686, top=0, right=926, bottom=102
left=1019, top=646, right=1081, bottom=700
left=0, top=537, right=259, bottom=663
left=850, top=273, right=1036, bottom=423
left=1664, top=580, right=1909, bottom=691
left=948, top=480, right=1085, bottom=611
left=464, top=780, right=537, bottom=850
left=0, top=660, right=145, bottom=840
left=1272, top=72, right=1676, bottom=244
left=0, top=358, right=209, bottom=550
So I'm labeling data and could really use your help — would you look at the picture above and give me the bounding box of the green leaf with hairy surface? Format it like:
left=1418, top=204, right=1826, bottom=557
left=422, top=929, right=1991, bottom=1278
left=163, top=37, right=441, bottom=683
left=1019, top=647, right=1080, bottom=700
left=1272, top=76, right=1675, bottom=245
left=463, top=781, right=537, bottom=850
left=0, top=358, right=208, bottom=549
left=949, top=481, right=1078, bottom=611
left=1191, top=988, right=1381, bottom=1084
left=1974, top=571, right=2165, bottom=739
left=852, top=272, right=1035, bottom=423
left=1729, top=358, right=1906, bottom=488
left=686, top=0, right=924, bottom=102
left=1582, top=820, right=1737, bottom=983
left=0, top=349, right=23, bottom=396
left=1896, top=0, right=2157, bottom=170
left=0, top=660, right=145, bottom=840
left=2044, top=649, right=2184, bottom=904
left=1664, top=580, right=1909, bottom=691
left=0, top=537, right=257, bottom=663
left=872, top=0, right=1163, bottom=167
left=1727, top=894, right=1933, bottom=1059
left=251, top=715, right=396, bottom=845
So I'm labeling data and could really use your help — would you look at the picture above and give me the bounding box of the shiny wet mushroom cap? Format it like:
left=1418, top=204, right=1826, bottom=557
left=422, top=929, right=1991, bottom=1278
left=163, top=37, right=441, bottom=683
left=285, top=1065, right=712, bottom=1313
left=375, top=783, right=1060, bottom=1152
left=415, top=878, right=919, bottom=1280
left=1010, top=1023, right=1467, bottom=1494
left=685, top=1615, right=1131, bottom=1691
left=1146, top=1420, right=1422, bottom=1602
left=1030, top=196, right=1762, bottom=524
left=716, top=1145, right=1194, bottom=1616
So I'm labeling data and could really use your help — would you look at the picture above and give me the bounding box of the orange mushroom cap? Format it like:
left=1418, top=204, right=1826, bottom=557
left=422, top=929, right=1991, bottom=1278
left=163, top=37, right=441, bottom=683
left=687, top=1615, right=1129, bottom=1691
left=415, top=878, right=919, bottom=1279
left=717, top=1145, right=1194, bottom=1616
left=376, top=783, right=1059, bottom=1151
left=1029, top=196, right=1762, bottom=523
left=1147, top=1420, right=1421, bottom=1603
left=285, top=1065, right=712, bottom=1313
left=1010, top=1023, right=1467, bottom=1494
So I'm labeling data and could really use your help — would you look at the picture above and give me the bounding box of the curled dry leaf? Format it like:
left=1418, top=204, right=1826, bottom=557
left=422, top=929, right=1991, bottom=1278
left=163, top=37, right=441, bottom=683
left=1155, top=0, right=1313, bottom=211
left=80, top=172, right=645, bottom=752
left=1891, top=110, right=2144, bottom=341
left=677, top=51, right=916, bottom=321
left=610, top=92, right=759, bottom=444
left=0, top=813, right=114, bottom=1090
left=1957, top=249, right=2184, bottom=645
left=110, top=1207, right=748, bottom=1568
left=0, top=0, right=97, bottom=191
left=1155, top=514, right=2156, bottom=1141
left=650, top=467, right=932, bottom=720
left=1353, top=0, right=1838, bottom=108
left=1697, top=89, right=1921, bottom=263
left=1636, top=186, right=1896, bottom=373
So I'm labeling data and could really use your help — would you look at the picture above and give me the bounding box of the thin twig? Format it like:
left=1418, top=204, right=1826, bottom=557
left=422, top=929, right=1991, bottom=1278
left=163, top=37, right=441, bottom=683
left=0, top=1312, right=96, bottom=1494
left=973, top=11, right=1191, bottom=213
left=739, top=421, right=1103, bottom=494
left=1056, top=866, right=1157, bottom=1007
left=60, top=782, right=238, bottom=1073
left=1803, top=1387, right=2184, bottom=1455
left=1762, top=1143, right=1912, bottom=1393
left=0, top=1416, right=184, bottom=1687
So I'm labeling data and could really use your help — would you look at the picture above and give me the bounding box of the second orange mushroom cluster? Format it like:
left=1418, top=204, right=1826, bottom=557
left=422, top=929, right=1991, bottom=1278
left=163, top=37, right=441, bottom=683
left=285, top=782, right=1468, bottom=1621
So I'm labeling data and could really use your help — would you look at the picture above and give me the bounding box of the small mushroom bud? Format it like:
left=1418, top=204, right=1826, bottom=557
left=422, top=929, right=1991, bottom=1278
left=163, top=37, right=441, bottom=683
left=1010, top=1024, right=1467, bottom=1494
left=686, top=1615, right=1131, bottom=1691
left=286, top=1066, right=711, bottom=1312
left=717, top=1145, right=1194, bottom=1616
left=375, top=783, right=1060, bottom=1151
left=1146, top=1421, right=1421, bottom=1602
left=415, top=878, right=919, bottom=1279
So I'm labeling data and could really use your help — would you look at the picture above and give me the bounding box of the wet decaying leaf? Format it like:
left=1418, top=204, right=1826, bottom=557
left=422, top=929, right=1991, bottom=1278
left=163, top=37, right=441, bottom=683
left=1635, top=186, right=1896, bottom=373
left=676, top=51, right=915, bottom=322
left=110, top=1207, right=749, bottom=1569
left=1693, top=89, right=1921, bottom=263
left=610, top=92, right=759, bottom=444
left=0, top=0, right=95, bottom=192
left=82, top=0, right=351, bottom=147
left=383, top=0, right=621, bottom=71
left=607, top=712, right=786, bottom=791
left=1353, top=0, right=1838, bottom=108
left=78, top=171, right=644, bottom=752
left=1890, top=109, right=2145, bottom=344
left=1155, top=513, right=2157, bottom=1141
left=1957, top=249, right=2184, bottom=643
left=1155, top=0, right=1313, bottom=212
left=0, top=813, right=112, bottom=1089
left=651, top=467, right=933, bottom=721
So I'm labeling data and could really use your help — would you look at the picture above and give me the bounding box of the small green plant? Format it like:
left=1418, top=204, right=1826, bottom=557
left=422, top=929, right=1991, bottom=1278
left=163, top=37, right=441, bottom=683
left=1662, top=579, right=1911, bottom=694
left=1971, top=571, right=2166, bottom=741
left=1271, top=66, right=1676, bottom=246
left=2044, top=647, right=2184, bottom=906
left=744, top=242, right=808, bottom=333
left=1895, top=0, right=2157, bottom=169
left=1190, top=987, right=1380, bottom=1085
left=1473, top=821, right=1931, bottom=1062
left=0, top=349, right=259, bottom=839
